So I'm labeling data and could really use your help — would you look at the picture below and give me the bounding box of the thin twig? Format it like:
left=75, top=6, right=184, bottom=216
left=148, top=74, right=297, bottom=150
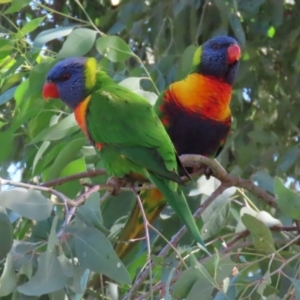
left=74, top=0, right=106, bottom=36
left=131, top=187, right=153, bottom=300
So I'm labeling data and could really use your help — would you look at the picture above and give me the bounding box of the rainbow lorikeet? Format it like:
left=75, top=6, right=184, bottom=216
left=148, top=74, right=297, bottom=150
left=114, top=36, right=241, bottom=259
left=42, top=57, right=206, bottom=248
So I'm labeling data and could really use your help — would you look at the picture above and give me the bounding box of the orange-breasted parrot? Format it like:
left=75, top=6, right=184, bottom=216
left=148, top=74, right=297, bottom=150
left=42, top=57, right=206, bottom=248
left=114, top=35, right=241, bottom=259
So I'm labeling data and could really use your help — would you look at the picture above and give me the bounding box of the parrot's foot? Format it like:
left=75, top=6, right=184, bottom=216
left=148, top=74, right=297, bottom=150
left=205, top=166, right=213, bottom=180
left=106, top=176, right=126, bottom=196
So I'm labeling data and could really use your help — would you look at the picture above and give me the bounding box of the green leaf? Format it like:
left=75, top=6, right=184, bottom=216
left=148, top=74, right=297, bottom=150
left=20, top=17, right=45, bottom=35
left=22, top=62, right=53, bottom=102
left=33, top=26, right=75, bottom=49
left=173, top=256, right=215, bottom=300
left=200, top=180, right=234, bottom=240
left=274, top=177, right=300, bottom=220
left=73, top=227, right=130, bottom=284
left=14, top=78, right=29, bottom=107
left=289, top=278, right=300, bottom=299
left=58, top=28, right=97, bottom=58
left=0, top=254, right=17, bottom=297
left=0, top=188, right=53, bottom=221
left=68, top=264, right=88, bottom=294
left=49, top=289, right=65, bottom=300
left=32, top=141, right=51, bottom=174
left=31, top=113, right=79, bottom=143
left=176, top=44, right=197, bottom=80
left=32, top=114, right=60, bottom=173
left=251, top=170, right=274, bottom=194
left=173, top=0, right=187, bottom=17
left=0, top=212, right=13, bottom=260
left=186, top=277, right=215, bottom=300
left=48, top=215, right=59, bottom=252
left=241, top=214, right=276, bottom=253
left=96, top=36, right=133, bottom=62
left=0, top=130, right=14, bottom=163
left=277, top=146, right=299, bottom=172
left=0, top=85, right=17, bottom=105
left=77, top=192, right=109, bottom=234
left=0, top=0, right=12, bottom=3
left=239, top=0, right=265, bottom=14
left=14, top=241, right=41, bottom=254
left=267, top=26, right=276, bottom=38
left=17, top=252, right=66, bottom=296
left=45, top=138, right=86, bottom=181
left=228, top=11, right=246, bottom=46
left=118, top=77, right=158, bottom=105
left=0, top=41, right=13, bottom=61
left=172, top=269, right=200, bottom=299
left=56, top=157, right=87, bottom=198
left=248, top=130, right=278, bottom=145
left=1, top=72, right=24, bottom=92
left=4, top=0, right=30, bottom=14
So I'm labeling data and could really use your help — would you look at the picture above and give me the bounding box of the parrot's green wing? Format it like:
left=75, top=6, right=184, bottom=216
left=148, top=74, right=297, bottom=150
left=86, top=84, right=181, bottom=183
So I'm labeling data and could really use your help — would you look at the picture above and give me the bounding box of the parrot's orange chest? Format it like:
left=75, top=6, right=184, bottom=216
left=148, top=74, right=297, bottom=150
left=74, top=95, right=103, bottom=150
left=165, top=73, right=232, bottom=121
left=158, top=73, right=232, bottom=156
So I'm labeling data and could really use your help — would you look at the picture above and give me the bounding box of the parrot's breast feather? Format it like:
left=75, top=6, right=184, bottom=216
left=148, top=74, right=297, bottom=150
left=164, top=73, right=232, bottom=122
left=74, top=95, right=103, bottom=150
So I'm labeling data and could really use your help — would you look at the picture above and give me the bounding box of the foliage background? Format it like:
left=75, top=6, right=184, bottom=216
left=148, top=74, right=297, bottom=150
left=0, top=0, right=300, bottom=299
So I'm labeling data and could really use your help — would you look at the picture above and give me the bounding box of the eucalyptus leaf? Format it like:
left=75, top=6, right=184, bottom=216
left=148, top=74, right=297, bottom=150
left=58, top=28, right=97, bottom=58
left=4, top=0, right=30, bottom=14
left=73, top=227, right=130, bottom=284
left=20, top=17, right=45, bottom=35
left=274, top=177, right=300, bottom=220
left=0, top=188, right=53, bottom=221
left=0, top=212, right=13, bottom=260
left=33, top=26, right=75, bottom=49
left=0, top=85, right=17, bottom=105
left=96, top=36, right=133, bottom=62
left=0, top=254, right=17, bottom=296
left=241, top=214, right=275, bottom=253
left=17, top=252, right=66, bottom=296
left=45, top=138, right=86, bottom=181
left=31, top=113, right=79, bottom=143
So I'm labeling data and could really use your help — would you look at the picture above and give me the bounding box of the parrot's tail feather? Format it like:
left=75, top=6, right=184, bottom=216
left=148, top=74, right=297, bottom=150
left=114, top=188, right=165, bottom=259
left=148, top=173, right=207, bottom=250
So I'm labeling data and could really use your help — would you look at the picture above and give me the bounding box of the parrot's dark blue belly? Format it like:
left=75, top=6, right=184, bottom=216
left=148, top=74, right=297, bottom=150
left=162, top=101, right=231, bottom=157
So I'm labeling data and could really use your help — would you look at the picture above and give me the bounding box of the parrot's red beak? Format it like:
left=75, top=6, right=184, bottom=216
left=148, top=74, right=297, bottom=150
left=42, top=81, right=59, bottom=101
left=227, top=44, right=241, bottom=64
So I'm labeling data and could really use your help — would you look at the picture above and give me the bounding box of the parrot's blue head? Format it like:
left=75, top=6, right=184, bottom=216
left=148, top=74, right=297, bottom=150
left=43, top=57, right=97, bottom=110
left=192, top=36, right=241, bottom=85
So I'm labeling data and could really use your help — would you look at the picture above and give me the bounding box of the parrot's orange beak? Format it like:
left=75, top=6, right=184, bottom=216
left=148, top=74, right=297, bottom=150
left=227, top=44, right=241, bottom=64
left=42, top=82, right=59, bottom=101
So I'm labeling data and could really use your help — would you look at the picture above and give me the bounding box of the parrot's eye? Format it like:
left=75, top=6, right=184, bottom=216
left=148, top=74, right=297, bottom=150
left=62, top=73, right=70, bottom=81
left=212, top=44, right=220, bottom=50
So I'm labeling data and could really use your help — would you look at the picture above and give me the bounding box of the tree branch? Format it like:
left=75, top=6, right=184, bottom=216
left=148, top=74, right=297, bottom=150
left=180, top=154, right=277, bottom=208
left=41, top=169, right=107, bottom=187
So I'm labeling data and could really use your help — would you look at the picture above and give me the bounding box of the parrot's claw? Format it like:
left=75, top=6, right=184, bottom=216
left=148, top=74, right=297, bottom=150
left=106, top=176, right=126, bottom=196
